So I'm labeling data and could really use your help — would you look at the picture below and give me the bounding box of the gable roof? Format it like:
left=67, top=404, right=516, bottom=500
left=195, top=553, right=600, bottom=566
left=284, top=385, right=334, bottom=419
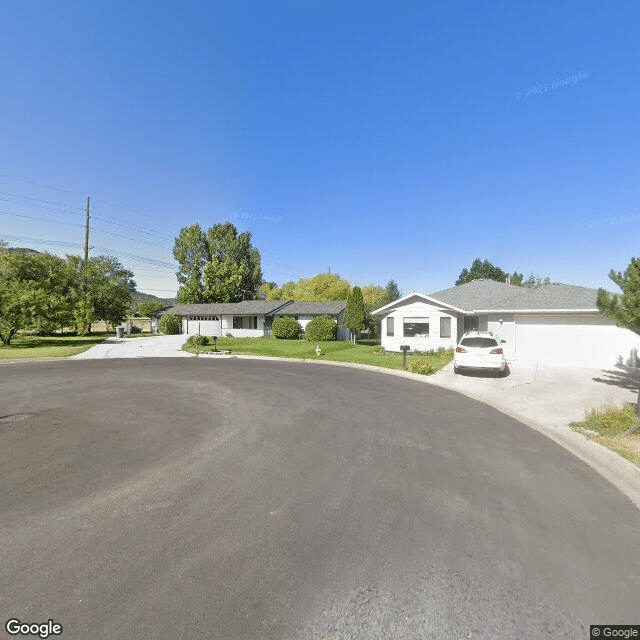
left=277, top=301, right=346, bottom=316
left=371, top=291, right=467, bottom=316
left=372, top=279, right=601, bottom=315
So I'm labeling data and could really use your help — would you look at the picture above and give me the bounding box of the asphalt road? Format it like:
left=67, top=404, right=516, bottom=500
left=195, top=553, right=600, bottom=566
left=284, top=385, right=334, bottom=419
left=1, top=359, right=639, bottom=639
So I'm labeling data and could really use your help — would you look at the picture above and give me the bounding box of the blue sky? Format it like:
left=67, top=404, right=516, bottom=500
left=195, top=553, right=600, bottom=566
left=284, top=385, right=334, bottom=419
left=1, top=1, right=639, bottom=297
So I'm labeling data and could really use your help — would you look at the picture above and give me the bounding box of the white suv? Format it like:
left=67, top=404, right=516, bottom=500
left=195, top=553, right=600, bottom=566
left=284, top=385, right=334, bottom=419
left=454, top=331, right=507, bottom=374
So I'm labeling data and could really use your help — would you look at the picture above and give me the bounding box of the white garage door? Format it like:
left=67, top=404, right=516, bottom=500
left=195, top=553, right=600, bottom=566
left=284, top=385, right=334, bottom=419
left=515, top=313, right=638, bottom=368
left=185, top=317, right=221, bottom=336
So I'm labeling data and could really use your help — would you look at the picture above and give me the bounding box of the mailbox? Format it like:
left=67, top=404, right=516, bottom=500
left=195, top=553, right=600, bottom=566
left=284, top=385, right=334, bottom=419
left=399, top=345, right=410, bottom=352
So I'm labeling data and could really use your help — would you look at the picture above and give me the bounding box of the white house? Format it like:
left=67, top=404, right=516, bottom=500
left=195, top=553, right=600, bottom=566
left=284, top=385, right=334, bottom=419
left=372, top=279, right=640, bottom=369
left=154, top=299, right=349, bottom=340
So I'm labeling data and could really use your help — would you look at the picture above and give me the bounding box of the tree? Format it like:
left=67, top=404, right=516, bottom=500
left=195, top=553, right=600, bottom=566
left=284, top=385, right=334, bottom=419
left=343, top=286, right=366, bottom=343
left=521, top=274, right=551, bottom=288
left=173, top=222, right=262, bottom=303
left=138, top=300, right=167, bottom=317
left=66, top=255, right=136, bottom=334
left=0, top=250, right=70, bottom=343
left=455, top=258, right=510, bottom=286
left=173, top=224, right=210, bottom=303
left=597, top=258, right=640, bottom=335
left=598, top=258, right=640, bottom=427
left=158, top=314, right=181, bottom=335
left=383, top=279, right=401, bottom=304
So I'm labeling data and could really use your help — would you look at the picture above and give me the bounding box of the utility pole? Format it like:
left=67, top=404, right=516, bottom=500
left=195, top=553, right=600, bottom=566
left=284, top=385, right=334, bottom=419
left=84, top=196, right=90, bottom=262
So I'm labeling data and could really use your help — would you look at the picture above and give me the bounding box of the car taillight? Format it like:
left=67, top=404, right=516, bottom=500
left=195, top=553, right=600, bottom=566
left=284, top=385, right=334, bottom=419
left=489, top=348, right=503, bottom=354
left=455, top=346, right=466, bottom=353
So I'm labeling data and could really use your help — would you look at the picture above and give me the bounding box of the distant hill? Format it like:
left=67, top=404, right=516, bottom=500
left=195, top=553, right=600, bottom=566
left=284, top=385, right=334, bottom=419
left=5, top=246, right=42, bottom=255
left=132, top=290, right=176, bottom=306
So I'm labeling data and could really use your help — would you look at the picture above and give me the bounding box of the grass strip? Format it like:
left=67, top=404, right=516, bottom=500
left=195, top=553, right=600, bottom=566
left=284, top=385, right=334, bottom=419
left=570, top=404, right=640, bottom=468
left=183, top=336, right=453, bottom=373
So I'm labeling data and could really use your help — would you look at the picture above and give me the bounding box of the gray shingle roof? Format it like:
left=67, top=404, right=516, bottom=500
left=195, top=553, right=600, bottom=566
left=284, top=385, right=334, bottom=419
left=429, top=279, right=526, bottom=311
left=159, top=300, right=291, bottom=316
left=278, top=301, right=346, bottom=316
left=429, top=279, right=599, bottom=311
left=478, top=283, right=599, bottom=311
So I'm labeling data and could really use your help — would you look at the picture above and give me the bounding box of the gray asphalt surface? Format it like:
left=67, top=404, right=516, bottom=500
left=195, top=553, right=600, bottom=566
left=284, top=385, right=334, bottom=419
left=1, top=359, right=639, bottom=639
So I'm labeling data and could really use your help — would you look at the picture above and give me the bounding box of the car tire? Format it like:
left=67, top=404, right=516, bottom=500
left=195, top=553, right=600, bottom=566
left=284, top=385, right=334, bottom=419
left=454, top=364, right=460, bottom=374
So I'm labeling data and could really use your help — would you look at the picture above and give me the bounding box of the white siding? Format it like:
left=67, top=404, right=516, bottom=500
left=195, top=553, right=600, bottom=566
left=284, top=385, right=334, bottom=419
left=379, top=299, right=459, bottom=352
left=514, top=313, right=640, bottom=368
left=487, top=313, right=516, bottom=361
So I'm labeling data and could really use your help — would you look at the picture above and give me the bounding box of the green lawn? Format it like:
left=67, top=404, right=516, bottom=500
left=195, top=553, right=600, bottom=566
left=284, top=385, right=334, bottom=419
left=570, top=404, right=640, bottom=468
left=183, top=336, right=453, bottom=373
left=0, top=333, right=110, bottom=359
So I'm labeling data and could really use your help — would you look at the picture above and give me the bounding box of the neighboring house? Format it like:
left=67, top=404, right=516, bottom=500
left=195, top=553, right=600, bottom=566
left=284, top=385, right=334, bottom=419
left=272, top=301, right=348, bottom=341
left=372, top=279, right=640, bottom=368
left=153, top=300, right=348, bottom=340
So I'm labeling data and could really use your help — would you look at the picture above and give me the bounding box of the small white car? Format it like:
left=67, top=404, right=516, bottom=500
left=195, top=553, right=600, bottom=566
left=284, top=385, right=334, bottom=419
left=453, top=331, right=507, bottom=374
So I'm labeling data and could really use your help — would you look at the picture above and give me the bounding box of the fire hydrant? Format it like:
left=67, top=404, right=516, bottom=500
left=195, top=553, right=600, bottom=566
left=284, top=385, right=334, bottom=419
left=315, top=345, right=322, bottom=357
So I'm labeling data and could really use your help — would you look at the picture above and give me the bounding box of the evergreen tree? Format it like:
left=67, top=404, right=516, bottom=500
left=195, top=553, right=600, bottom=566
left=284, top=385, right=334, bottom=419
left=343, top=286, right=366, bottom=343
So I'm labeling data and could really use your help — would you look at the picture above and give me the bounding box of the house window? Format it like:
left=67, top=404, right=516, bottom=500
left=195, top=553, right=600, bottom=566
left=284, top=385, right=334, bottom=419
left=387, top=317, right=394, bottom=337
left=233, top=316, right=257, bottom=329
left=403, top=317, right=429, bottom=337
left=440, top=317, right=451, bottom=339
left=190, top=316, right=218, bottom=321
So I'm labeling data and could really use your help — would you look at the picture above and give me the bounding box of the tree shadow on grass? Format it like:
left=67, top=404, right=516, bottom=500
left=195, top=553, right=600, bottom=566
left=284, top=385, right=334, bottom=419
left=1, top=335, right=108, bottom=350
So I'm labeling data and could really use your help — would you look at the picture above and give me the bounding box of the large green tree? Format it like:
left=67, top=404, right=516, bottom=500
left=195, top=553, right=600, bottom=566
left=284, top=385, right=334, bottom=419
left=0, top=249, right=72, bottom=343
left=597, top=258, right=640, bottom=335
left=66, top=255, right=136, bottom=334
left=173, top=222, right=262, bottom=303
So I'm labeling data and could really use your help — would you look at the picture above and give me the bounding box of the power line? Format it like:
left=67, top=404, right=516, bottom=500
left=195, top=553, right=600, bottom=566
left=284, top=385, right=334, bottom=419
left=0, top=209, right=84, bottom=228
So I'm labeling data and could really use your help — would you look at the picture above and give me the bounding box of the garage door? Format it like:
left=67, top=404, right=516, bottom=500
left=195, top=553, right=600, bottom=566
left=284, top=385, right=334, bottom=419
left=514, top=313, right=635, bottom=368
left=185, top=317, right=221, bottom=336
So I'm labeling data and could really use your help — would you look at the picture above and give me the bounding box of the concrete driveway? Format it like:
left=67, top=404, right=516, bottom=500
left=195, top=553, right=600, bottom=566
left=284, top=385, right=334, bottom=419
left=70, top=334, right=191, bottom=358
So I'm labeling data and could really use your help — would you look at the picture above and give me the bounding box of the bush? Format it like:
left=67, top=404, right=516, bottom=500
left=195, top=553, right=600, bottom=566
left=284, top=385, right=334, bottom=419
left=374, top=346, right=386, bottom=355
left=305, top=315, right=337, bottom=341
left=158, top=314, right=181, bottom=335
left=408, top=358, right=436, bottom=375
left=130, top=325, right=142, bottom=334
left=186, top=335, right=209, bottom=346
left=272, top=316, right=302, bottom=339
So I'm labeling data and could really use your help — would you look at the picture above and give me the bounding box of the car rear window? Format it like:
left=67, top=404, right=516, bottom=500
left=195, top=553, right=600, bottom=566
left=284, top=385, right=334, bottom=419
left=460, top=337, right=498, bottom=348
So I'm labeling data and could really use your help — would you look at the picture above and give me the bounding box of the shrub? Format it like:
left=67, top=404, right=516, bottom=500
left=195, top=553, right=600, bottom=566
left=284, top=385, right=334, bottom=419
left=272, top=316, right=302, bottom=339
left=305, top=315, right=337, bottom=341
left=130, top=325, right=142, bottom=334
left=158, top=314, right=181, bottom=335
left=186, top=335, right=209, bottom=346
left=408, top=358, right=436, bottom=375
left=374, top=346, right=386, bottom=355
left=225, top=333, right=233, bottom=338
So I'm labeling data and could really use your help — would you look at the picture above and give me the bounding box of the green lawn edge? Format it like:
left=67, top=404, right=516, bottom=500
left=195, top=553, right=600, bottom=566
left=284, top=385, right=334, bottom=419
left=182, top=336, right=453, bottom=374
left=570, top=403, right=640, bottom=469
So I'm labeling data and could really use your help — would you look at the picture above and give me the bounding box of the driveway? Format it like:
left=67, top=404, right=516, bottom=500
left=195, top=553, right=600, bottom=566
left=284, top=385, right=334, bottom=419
left=70, top=334, right=191, bottom=358
left=2, top=359, right=639, bottom=639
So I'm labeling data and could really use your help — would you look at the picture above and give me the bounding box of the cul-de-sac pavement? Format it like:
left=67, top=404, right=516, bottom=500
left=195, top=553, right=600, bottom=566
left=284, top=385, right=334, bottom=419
left=1, top=346, right=639, bottom=639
